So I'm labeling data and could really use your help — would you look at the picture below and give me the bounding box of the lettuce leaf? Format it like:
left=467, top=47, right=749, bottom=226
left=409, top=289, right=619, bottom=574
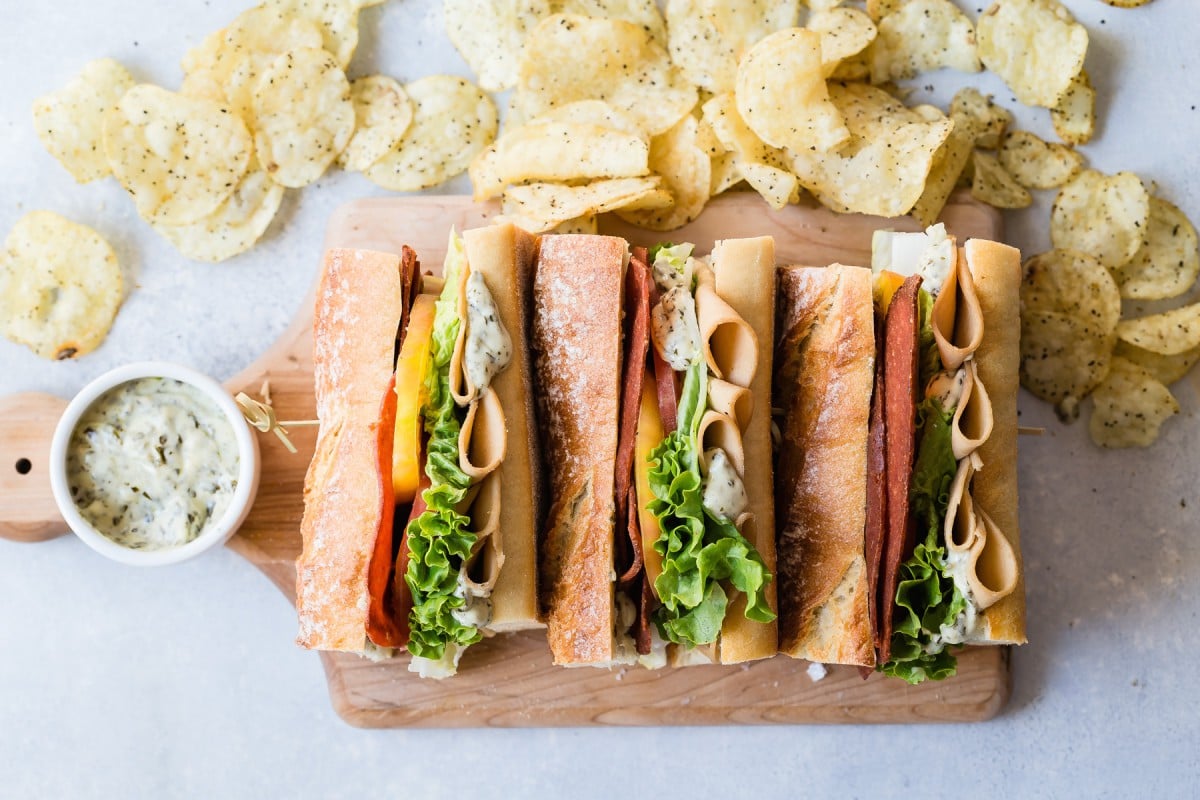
left=881, top=396, right=963, bottom=684
left=648, top=359, right=775, bottom=648
left=404, top=233, right=480, bottom=660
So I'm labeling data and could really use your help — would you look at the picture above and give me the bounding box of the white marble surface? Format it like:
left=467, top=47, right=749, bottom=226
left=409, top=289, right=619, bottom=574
left=2, top=1, right=1199, bottom=797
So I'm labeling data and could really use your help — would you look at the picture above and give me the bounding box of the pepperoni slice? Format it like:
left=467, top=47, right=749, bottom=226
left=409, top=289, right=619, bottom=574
left=865, top=333, right=887, bottom=657
left=616, top=254, right=651, bottom=586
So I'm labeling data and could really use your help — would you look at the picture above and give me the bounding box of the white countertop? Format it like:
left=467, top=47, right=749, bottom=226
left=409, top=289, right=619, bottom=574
left=2, top=1, right=1198, bottom=796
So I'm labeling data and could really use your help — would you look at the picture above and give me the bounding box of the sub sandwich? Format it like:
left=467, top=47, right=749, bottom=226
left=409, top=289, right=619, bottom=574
left=533, top=234, right=778, bottom=667
left=773, top=225, right=1025, bottom=683
left=296, top=223, right=542, bottom=678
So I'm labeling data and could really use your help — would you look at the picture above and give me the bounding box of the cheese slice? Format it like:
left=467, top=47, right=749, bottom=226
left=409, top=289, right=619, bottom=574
left=392, top=294, right=436, bottom=500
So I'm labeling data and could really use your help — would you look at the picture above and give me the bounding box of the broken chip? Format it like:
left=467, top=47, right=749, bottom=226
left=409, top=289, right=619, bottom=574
left=33, top=58, right=135, bottom=184
left=1111, top=196, right=1200, bottom=301
left=977, top=0, right=1089, bottom=108
left=806, top=7, right=877, bottom=77
left=1089, top=358, right=1179, bottom=449
left=265, top=0, right=364, bottom=68
left=0, top=211, right=123, bottom=360
left=998, top=130, right=1084, bottom=190
left=1050, top=169, right=1150, bottom=270
left=869, top=0, right=981, bottom=84
left=1021, top=249, right=1121, bottom=335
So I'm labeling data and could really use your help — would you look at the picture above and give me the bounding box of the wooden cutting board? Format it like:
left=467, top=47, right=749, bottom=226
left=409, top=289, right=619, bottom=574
left=0, top=192, right=1011, bottom=727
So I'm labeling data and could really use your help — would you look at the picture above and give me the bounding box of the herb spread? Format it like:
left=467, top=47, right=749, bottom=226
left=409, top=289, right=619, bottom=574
left=66, top=377, right=239, bottom=550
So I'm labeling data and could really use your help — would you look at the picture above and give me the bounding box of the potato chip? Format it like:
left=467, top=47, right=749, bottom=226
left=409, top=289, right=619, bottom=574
left=789, top=83, right=952, bottom=218
left=828, top=50, right=870, bottom=81
left=998, top=130, right=1083, bottom=190
left=1114, top=340, right=1200, bottom=387
left=552, top=216, right=599, bottom=235
left=470, top=121, right=649, bottom=200
left=33, top=59, right=135, bottom=184
left=153, top=162, right=285, bottom=263
left=517, top=15, right=696, bottom=136
left=972, top=152, right=1032, bottom=209
left=181, top=6, right=326, bottom=119
left=365, top=75, right=497, bottom=192
left=1051, top=169, right=1150, bottom=270
left=1019, top=310, right=1114, bottom=417
left=710, top=152, right=742, bottom=195
left=529, top=99, right=644, bottom=134
left=806, top=8, right=877, bottom=76
left=949, top=88, right=1011, bottom=149
left=618, top=115, right=712, bottom=230
left=1021, top=249, right=1121, bottom=335
left=865, top=0, right=901, bottom=19
left=0, top=211, right=122, bottom=360
left=869, top=0, right=981, bottom=84
left=1111, top=197, right=1199, bottom=300
left=665, top=0, right=800, bottom=93
left=977, top=0, right=1089, bottom=108
left=338, top=75, right=414, bottom=172
left=1050, top=69, right=1095, bottom=146
left=444, top=0, right=552, bottom=92
left=266, top=0, right=362, bottom=67
left=911, top=118, right=974, bottom=226
left=736, top=28, right=849, bottom=154
left=559, top=0, right=666, bottom=40
left=1089, top=358, right=1179, bottom=449
left=250, top=48, right=354, bottom=189
left=501, top=177, right=670, bottom=232
left=1116, top=303, right=1200, bottom=356
left=1101, top=0, right=1153, bottom=7
left=702, top=93, right=797, bottom=210
left=104, top=85, right=252, bottom=225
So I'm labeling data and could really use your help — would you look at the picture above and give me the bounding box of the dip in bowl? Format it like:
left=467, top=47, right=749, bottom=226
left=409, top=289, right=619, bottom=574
left=49, top=362, right=260, bottom=565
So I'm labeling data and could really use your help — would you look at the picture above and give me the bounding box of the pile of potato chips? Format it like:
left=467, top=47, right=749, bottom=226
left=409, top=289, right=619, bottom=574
left=31, top=0, right=495, bottom=265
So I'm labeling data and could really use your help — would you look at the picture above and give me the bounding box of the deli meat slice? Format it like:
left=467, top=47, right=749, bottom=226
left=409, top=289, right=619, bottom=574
left=878, top=275, right=922, bottom=665
left=615, top=253, right=651, bottom=586
left=864, top=341, right=887, bottom=655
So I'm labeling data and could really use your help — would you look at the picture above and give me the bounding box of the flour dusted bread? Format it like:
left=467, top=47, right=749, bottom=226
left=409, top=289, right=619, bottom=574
left=297, top=248, right=406, bottom=653
left=774, top=265, right=875, bottom=667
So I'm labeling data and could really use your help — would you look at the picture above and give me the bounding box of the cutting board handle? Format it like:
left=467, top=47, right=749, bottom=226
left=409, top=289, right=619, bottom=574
left=0, top=392, right=70, bottom=542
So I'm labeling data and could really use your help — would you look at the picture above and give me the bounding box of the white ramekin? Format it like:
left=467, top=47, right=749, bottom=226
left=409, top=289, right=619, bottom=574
left=48, top=361, right=260, bottom=566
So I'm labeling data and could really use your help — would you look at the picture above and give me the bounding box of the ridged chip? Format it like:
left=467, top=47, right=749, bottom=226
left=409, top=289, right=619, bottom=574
left=153, top=161, right=285, bottom=263
left=516, top=15, right=696, bottom=136
left=1051, top=169, right=1150, bottom=269
left=266, top=0, right=363, bottom=67
left=33, top=59, right=135, bottom=184
left=971, top=150, right=1032, bottom=209
left=0, top=211, right=123, bottom=360
left=500, top=177, right=671, bottom=232
left=1111, top=197, right=1200, bottom=300
left=250, top=48, right=354, bottom=189
left=1021, top=249, right=1121, bottom=335
left=444, top=0, right=552, bottom=92
left=1020, top=310, right=1114, bottom=418
left=1116, top=303, right=1200, bottom=356
left=665, top=0, right=799, bottom=93
left=338, top=75, right=414, bottom=172
left=1051, top=69, right=1095, bottom=146
left=617, top=114, right=712, bottom=230
left=998, top=130, right=1083, bottom=190
left=790, top=82, right=952, bottom=218
left=805, top=7, right=877, bottom=76
left=181, top=6, right=325, bottom=119
left=1089, top=358, right=1179, bottom=449
left=977, top=0, right=1089, bottom=108
left=1114, top=340, right=1200, bottom=387
left=365, top=75, right=497, bottom=192
left=950, top=88, right=1012, bottom=149
left=702, top=93, right=797, bottom=210
left=736, top=28, right=849, bottom=154
left=103, top=85, right=252, bottom=225
left=869, top=0, right=980, bottom=84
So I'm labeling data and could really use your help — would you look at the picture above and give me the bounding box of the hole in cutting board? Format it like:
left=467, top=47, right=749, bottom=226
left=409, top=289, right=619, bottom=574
left=15, top=458, right=32, bottom=475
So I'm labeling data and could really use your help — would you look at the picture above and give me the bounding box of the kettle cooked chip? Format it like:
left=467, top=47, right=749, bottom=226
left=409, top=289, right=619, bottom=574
left=1111, top=197, right=1200, bottom=300
left=1089, top=358, right=1179, bottom=449
left=501, top=177, right=671, bottom=232
left=338, top=75, right=414, bottom=173
left=665, top=0, right=800, bottom=93
left=1021, top=249, right=1121, bottom=335
left=444, top=0, right=552, bottom=92
left=971, top=150, right=1032, bottom=209
left=33, top=58, right=136, bottom=184
left=558, top=0, right=666, bottom=40
left=103, top=84, right=252, bottom=225
left=617, top=114, right=713, bottom=230
left=977, top=0, right=1089, bottom=109
left=736, top=28, right=850, bottom=154
left=1050, top=169, right=1150, bottom=270
left=869, top=0, right=981, bottom=84
left=1116, top=303, right=1200, bottom=356
left=365, top=75, right=498, bottom=192
left=0, top=212, right=123, bottom=361
left=998, top=130, right=1084, bottom=190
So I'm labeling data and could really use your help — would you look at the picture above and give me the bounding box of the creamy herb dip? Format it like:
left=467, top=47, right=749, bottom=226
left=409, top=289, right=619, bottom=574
left=463, top=269, right=512, bottom=392
left=66, top=377, right=239, bottom=550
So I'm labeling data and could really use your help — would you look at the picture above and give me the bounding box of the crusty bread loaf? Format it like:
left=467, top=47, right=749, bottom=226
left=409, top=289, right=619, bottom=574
left=774, top=265, right=875, bottom=667
left=532, top=234, right=628, bottom=665
left=462, top=223, right=543, bottom=631
left=710, top=236, right=779, bottom=664
left=297, top=249, right=406, bottom=653
left=963, top=238, right=1026, bottom=645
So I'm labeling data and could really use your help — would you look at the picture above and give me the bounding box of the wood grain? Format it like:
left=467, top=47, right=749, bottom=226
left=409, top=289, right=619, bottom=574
left=0, top=191, right=1010, bottom=727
